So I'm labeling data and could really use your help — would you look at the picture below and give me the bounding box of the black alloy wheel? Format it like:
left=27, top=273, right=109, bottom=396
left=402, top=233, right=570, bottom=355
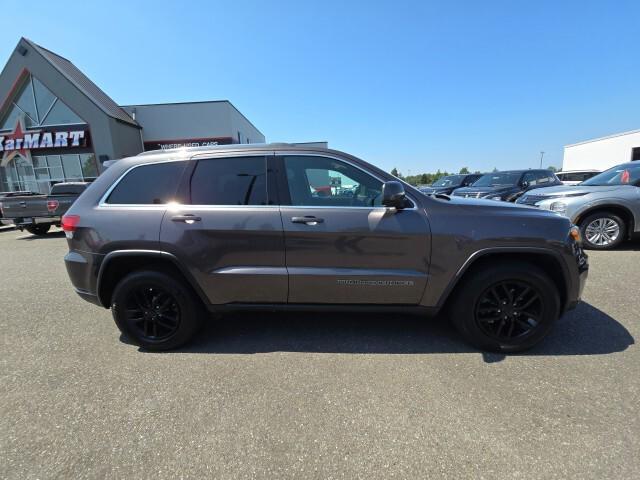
left=450, top=262, right=560, bottom=352
left=474, top=280, right=542, bottom=342
left=111, top=270, right=204, bottom=350
left=124, top=285, right=181, bottom=341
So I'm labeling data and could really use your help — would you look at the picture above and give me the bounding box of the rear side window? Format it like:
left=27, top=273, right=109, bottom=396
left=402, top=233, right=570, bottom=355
left=107, top=161, right=186, bottom=204
left=189, top=156, right=267, bottom=205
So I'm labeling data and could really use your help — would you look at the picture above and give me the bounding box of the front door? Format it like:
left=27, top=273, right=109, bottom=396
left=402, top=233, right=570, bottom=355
left=277, top=154, right=430, bottom=304
left=159, top=153, right=287, bottom=305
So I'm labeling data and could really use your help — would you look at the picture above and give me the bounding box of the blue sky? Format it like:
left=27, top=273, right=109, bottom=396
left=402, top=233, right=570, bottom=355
left=1, top=0, right=638, bottom=174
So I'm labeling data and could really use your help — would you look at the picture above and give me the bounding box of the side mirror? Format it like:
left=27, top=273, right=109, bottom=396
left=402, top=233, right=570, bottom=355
left=382, top=181, right=406, bottom=209
left=521, top=181, right=529, bottom=189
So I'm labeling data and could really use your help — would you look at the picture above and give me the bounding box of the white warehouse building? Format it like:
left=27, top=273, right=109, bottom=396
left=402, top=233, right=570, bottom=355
left=563, top=129, right=640, bottom=172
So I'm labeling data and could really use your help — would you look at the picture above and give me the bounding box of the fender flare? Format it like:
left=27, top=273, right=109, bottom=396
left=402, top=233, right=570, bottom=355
left=435, top=246, right=571, bottom=310
left=573, top=203, right=636, bottom=234
left=96, top=249, right=210, bottom=308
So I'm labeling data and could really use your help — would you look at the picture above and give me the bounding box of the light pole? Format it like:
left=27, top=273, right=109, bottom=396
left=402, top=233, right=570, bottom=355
left=539, top=151, right=545, bottom=169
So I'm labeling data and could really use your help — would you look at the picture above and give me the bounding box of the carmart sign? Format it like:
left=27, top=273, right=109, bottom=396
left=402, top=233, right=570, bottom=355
left=0, top=117, right=90, bottom=166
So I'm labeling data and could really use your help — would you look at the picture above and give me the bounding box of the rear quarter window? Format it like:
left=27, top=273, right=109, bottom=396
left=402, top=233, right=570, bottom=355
left=106, top=161, right=187, bottom=204
left=51, top=184, right=87, bottom=195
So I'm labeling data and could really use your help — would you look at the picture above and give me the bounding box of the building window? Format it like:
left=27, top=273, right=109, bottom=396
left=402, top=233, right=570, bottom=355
left=10, top=154, right=98, bottom=194
left=632, top=147, right=640, bottom=162
left=0, top=73, right=85, bottom=131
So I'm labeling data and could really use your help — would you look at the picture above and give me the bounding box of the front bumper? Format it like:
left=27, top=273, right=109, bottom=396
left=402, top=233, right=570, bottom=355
left=565, top=241, right=589, bottom=311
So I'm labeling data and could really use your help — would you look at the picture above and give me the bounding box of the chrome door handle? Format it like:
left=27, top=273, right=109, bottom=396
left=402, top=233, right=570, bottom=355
left=291, top=216, right=324, bottom=225
left=171, top=214, right=201, bottom=224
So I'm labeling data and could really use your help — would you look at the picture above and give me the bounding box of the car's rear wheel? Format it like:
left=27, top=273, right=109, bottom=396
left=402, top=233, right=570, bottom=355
left=450, top=263, right=560, bottom=352
left=579, top=212, right=626, bottom=250
left=25, top=224, right=50, bottom=236
left=111, top=270, right=204, bottom=351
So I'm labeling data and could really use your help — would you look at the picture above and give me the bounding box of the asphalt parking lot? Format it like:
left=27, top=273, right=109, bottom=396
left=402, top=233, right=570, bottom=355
left=1, top=226, right=638, bottom=479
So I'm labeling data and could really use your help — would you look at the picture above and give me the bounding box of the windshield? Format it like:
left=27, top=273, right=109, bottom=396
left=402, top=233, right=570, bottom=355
left=580, top=164, right=640, bottom=186
left=432, top=175, right=466, bottom=187
left=472, top=172, right=521, bottom=187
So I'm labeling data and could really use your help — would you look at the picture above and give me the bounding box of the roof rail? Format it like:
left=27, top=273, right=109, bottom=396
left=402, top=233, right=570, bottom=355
left=136, top=142, right=329, bottom=157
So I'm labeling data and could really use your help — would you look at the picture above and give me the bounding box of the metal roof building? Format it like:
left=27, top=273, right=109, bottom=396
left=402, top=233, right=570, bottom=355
left=0, top=38, right=264, bottom=194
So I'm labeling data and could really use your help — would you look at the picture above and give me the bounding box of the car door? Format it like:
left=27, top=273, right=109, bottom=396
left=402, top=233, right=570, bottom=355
left=277, top=153, right=431, bottom=304
left=159, top=153, right=287, bottom=305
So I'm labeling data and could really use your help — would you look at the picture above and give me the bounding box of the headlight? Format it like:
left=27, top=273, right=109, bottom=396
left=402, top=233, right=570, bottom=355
left=550, top=201, right=567, bottom=215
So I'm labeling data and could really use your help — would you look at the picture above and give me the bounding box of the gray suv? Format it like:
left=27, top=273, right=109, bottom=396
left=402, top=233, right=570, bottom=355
left=517, top=162, right=640, bottom=250
left=63, top=144, right=588, bottom=352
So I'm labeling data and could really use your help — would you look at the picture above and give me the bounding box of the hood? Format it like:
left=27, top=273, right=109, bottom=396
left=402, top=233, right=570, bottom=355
left=526, top=184, right=622, bottom=197
left=443, top=195, right=558, bottom=216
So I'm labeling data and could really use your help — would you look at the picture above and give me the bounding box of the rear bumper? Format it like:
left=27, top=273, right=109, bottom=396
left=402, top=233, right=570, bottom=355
left=11, top=216, right=61, bottom=227
left=64, top=250, right=103, bottom=306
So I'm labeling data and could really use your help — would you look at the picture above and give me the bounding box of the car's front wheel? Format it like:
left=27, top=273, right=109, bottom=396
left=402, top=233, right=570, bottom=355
left=450, top=263, right=560, bottom=352
left=579, top=211, right=626, bottom=250
left=111, top=270, right=204, bottom=351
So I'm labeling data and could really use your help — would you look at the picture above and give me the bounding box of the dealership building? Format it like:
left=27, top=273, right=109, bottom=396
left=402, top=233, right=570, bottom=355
left=563, top=129, right=640, bottom=172
left=0, top=37, right=265, bottom=193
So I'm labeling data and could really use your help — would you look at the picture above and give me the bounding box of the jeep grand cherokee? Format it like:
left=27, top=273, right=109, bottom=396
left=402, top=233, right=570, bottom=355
left=63, top=144, right=588, bottom=352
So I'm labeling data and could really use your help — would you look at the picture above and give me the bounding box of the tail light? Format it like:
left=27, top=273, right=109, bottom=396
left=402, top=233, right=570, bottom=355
left=47, top=200, right=59, bottom=213
left=61, top=214, right=80, bottom=238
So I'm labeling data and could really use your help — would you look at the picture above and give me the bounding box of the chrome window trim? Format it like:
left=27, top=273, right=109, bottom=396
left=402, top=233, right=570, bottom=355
left=98, top=151, right=418, bottom=210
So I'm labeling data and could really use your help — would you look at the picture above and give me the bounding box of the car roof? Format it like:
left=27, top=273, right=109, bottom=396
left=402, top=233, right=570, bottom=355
left=110, top=144, right=360, bottom=171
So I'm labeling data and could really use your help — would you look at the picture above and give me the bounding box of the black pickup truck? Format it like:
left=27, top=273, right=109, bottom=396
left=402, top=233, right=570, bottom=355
left=0, top=182, right=88, bottom=235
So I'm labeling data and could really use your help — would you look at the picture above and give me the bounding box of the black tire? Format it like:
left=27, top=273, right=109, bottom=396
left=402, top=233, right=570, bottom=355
left=25, top=224, right=50, bottom=236
left=111, top=270, right=204, bottom=351
left=579, top=211, right=626, bottom=250
left=450, top=262, right=560, bottom=353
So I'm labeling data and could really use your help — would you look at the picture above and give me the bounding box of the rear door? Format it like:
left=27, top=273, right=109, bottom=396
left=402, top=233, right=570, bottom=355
left=159, top=153, right=287, bottom=305
left=277, top=153, right=430, bottom=304
left=96, top=160, right=189, bottom=251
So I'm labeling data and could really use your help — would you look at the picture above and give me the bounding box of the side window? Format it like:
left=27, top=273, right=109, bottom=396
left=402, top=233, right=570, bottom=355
left=107, top=161, right=186, bottom=204
left=190, top=156, right=267, bottom=205
left=522, top=172, right=537, bottom=186
left=536, top=171, right=552, bottom=185
left=283, top=155, right=383, bottom=207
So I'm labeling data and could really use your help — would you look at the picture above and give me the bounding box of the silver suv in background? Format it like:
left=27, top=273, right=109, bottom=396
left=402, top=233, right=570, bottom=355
left=517, top=162, right=640, bottom=249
